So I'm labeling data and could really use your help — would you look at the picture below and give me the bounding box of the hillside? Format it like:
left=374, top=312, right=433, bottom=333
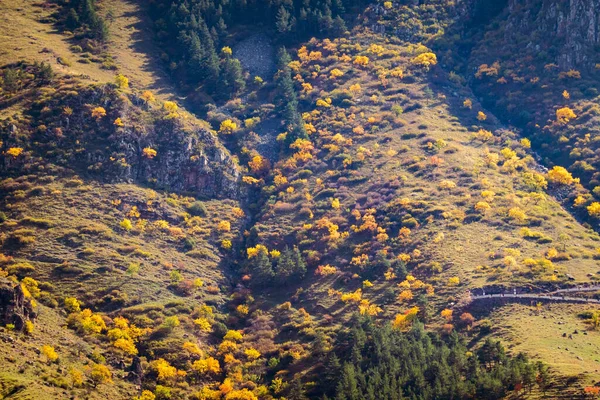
left=1, top=0, right=600, bottom=399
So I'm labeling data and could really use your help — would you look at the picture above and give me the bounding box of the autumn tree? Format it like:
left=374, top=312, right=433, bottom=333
left=547, top=166, right=575, bottom=185
left=556, top=107, right=576, bottom=123
left=90, top=364, right=112, bottom=387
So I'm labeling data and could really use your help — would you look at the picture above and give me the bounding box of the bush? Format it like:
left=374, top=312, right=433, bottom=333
left=183, top=237, right=196, bottom=251
left=187, top=201, right=208, bottom=217
left=7, top=262, right=35, bottom=277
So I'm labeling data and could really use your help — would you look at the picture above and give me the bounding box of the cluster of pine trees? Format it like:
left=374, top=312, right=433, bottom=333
left=317, top=316, right=549, bottom=400
left=149, top=0, right=357, bottom=98
left=59, top=0, right=109, bottom=41
left=275, top=48, right=308, bottom=149
left=250, top=246, right=306, bottom=287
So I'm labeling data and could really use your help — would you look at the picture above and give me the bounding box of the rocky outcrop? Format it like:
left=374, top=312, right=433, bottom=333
left=2, top=85, right=242, bottom=200
left=0, top=278, right=36, bottom=331
left=463, top=0, right=600, bottom=69
left=108, top=117, right=242, bottom=200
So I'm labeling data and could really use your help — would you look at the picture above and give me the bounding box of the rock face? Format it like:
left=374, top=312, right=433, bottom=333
left=464, top=0, right=600, bottom=69
left=2, top=85, right=243, bottom=200
left=110, top=118, right=242, bottom=200
left=0, top=279, right=36, bottom=331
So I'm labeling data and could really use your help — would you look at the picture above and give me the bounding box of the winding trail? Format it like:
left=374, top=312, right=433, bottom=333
left=470, top=292, right=600, bottom=304
left=469, top=285, right=600, bottom=305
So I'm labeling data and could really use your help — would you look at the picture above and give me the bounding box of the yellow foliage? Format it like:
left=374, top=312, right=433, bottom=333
left=441, top=309, right=453, bottom=321
left=353, top=55, right=369, bottom=66
left=411, top=52, right=437, bottom=68
left=268, top=249, right=280, bottom=258
left=439, top=180, right=456, bottom=190
left=393, top=307, right=419, bottom=330
left=217, top=220, right=231, bottom=232
left=143, top=147, right=157, bottom=159
left=588, top=202, right=600, bottom=218
left=192, top=357, right=221, bottom=375
left=242, top=176, right=261, bottom=185
left=141, top=91, right=155, bottom=103
left=315, top=264, right=338, bottom=276
left=316, top=98, right=332, bottom=107
left=224, top=389, right=258, bottom=400
left=6, top=147, right=23, bottom=157
left=220, top=119, right=238, bottom=134
left=556, top=107, right=577, bottom=123
left=340, top=289, right=362, bottom=303
left=90, top=364, right=113, bottom=386
left=91, top=107, right=106, bottom=119
left=548, top=166, right=575, bottom=185
left=368, top=43, right=386, bottom=56
left=245, top=348, right=261, bottom=360
left=164, top=101, right=178, bottom=114
left=41, top=345, right=58, bottom=362
left=475, top=201, right=491, bottom=213
left=113, top=338, right=137, bottom=355
left=115, top=74, right=129, bottom=89
left=330, top=68, right=344, bottom=78
left=194, top=317, right=212, bottom=332
left=152, top=358, right=177, bottom=382
left=183, top=341, right=204, bottom=356
left=247, top=244, right=268, bottom=258
left=224, top=330, right=243, bottom=341
left=64, top=297, right=81, bottom=313
left=447, top=277, right=460, bottom=286
left=358, top=300, right=383, bottom=316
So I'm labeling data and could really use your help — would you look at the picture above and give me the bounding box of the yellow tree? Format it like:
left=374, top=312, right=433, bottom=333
left=91, top=107, right=106, bottom=120
left=547, top=166, right=575, bottom=185
left=115, top=74, right=129, bottom=89
left=441, top=309, right=453, bottom=322
left=556, top=107, right=576, bottom=123
left=588, top=202, right=600, bottom=218
left=219, top=119, right=238, bottom=134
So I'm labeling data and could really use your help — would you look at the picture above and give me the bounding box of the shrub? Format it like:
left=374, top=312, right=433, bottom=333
left=187, top=201, right=208, bottom=217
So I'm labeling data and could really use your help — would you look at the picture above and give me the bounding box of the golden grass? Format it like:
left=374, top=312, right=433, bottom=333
left=0, top=1, right=114, bottom=83
left=489, top=303, right=600, bottom=386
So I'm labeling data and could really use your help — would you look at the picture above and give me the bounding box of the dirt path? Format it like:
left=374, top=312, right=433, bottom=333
left=471, top=292, right=600, bottom=304
left=100, top=0, right=177, bottom=100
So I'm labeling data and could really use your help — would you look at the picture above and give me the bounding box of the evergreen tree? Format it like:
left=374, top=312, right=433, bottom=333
left=332, top=16, right=347, bottom=36
left=37, top=62, right=54, bottom=83
left=276, top=6, right=292, bottom=34
left=274, top=246, right=306, bottom=284
left=275, top=47, right=308, bottom=149
left=251, top=250, right=273, bottom=287
left=288, top=378, right=307, bottom=400
left=66, top=8, right=80, bottom=30
left=321, top=315, right=544, bottom=400
left=221, top=53, right=245, bottom=97
left=198, top=19, right=220, bottom=89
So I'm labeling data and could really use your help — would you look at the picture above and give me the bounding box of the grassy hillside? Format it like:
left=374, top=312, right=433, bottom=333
left=1, top=0, right=600, bottom=399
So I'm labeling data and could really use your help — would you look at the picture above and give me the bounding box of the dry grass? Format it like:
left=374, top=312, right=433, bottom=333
left=487, top=303, right=600, bottom=387
left=0, top=1, right=114, bottom=83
